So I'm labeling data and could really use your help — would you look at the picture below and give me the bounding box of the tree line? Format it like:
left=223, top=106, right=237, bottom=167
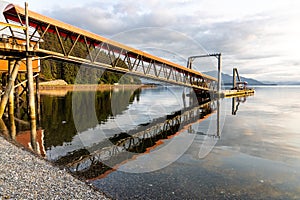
left=39, top=31, right=141, bottom=85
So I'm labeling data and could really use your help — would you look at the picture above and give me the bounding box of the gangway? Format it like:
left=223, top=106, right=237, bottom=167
left=0, top=3, right=217, bottom=91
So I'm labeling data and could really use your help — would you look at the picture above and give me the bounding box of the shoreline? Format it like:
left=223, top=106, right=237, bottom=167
left=39, top=83, right=151, bottom=91
left=38, top=83, right=155, bottom=96
left=0, top=135, right=111, bottom=199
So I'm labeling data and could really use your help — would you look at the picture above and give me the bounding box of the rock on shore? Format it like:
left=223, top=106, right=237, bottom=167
left=0, top=137, right=110, bottom=199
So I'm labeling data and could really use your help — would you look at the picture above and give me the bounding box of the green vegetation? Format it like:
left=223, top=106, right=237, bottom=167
left=42, top=89, right=141, bottom=147
left=39, top=31, right=141, bottom=85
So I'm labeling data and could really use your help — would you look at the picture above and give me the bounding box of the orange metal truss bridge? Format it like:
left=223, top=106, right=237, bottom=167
left=0, top=4, right=217, bottom=91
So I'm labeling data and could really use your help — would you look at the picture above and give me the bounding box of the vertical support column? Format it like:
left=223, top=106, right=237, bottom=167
left=27, top=58, right=37, bottom=151
left=186, top=58, right=192, bottom=69
left=1, top=73, right=6, bottom=86
left=0, top=119, right=8, bottom=137
left=35, top=73, right=41, bottom=124
left=8, top=60, right=15, bottom=116
left=15, top=78, right=21, bottom=131
left=8, top=60, right=16, bottom=139
left=217, top=54, right=222, bottom=94
left=15, top=76, right=20, bottom=119
left=217, top=98, right=220, bottom=137
left=26, top=58, right=36, bottom=118
left=182, top=90, right=186, bottom=108
left=8, top=60, right=15, bottom=115
left=233, top=68, right=237, bottom=89
left=25, top=2, right=37, bottom=151
left=189, top=88, right=193, bottom=107
left=0, top=60, right=21, bottom=118
left=232, top=97, right=236, bottom=115
left=8, top=113, right=16, bottom=140
left=216, top=53, right=222, bottom=136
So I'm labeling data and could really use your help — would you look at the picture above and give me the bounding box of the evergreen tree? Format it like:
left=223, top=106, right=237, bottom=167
left=38, top=31, right=141, bottom=84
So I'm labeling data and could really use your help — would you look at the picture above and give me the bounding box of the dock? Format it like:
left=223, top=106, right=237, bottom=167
left=222, top=68, right=255, bottom=97
left=223, top=88, right=255, bottom=97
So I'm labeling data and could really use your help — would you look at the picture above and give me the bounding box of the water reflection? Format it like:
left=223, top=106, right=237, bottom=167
left=2, top=87, right=253, bottom=179
left=0, top=86, right=227, bottom=175
left=0, top=87, right=253, bottom=166
left=2, top=86, right=300, bottom=199
left=59, top=100, right=218, bottom=179
left=42, top=88, right=141, bottom=149
left=231, top=94, right=252, bottom=115
left=8, top=112, right=16, bottom=140
left=0, top=88, right=141, bottom=157
left=0, top=109, right=41, bottom=156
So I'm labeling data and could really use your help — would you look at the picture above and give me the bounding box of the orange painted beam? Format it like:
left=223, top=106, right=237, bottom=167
left=0, top=59, right=39, bottom=72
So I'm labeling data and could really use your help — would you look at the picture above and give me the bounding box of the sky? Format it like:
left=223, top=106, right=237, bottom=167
left=10, top=0, right=300, bottom=82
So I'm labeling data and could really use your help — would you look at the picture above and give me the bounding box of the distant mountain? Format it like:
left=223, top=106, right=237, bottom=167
left=203, top=71, right=265, bottom=85
left=141, top=71, right=277, bottom=86
left=263, top=81, right=300, bottom=85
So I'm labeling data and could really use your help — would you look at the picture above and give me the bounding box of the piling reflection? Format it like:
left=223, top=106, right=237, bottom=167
left=0, top=87, right=252, bottom=181
left=0, top=118, right=8, bottom=136
left=8, top=111, right=16, bottom=140
left=231, top=94, right=252, bottom=115
left=55, top=99, right=219, bottom=180
left=41, top=88, right=141, bottom=148
left=0, top=88, right=141, bottom=157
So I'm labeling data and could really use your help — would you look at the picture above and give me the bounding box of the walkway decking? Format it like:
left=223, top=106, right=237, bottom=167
left=223, top=89, right=255, bottom=97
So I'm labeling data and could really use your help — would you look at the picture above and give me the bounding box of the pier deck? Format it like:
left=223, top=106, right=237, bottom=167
left=223, top=89, right=255, bottom=97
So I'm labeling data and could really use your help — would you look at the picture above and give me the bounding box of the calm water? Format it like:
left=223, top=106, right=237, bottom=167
left=3, top=86, right=300, bottom=199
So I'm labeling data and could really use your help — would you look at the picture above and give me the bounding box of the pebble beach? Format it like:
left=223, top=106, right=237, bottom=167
left=0, top=136, right=110, bottom=199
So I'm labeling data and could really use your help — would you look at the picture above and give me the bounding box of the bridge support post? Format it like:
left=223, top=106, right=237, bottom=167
left=8, top=60, right=16, bottom=139
left=35, top=73, right=41, bottom=124
left=0, top=60, right=21, bottom=118
left=26, top=57, right=37, bottom=151
left=233, top=68, right=237, bottom=89
left=8, top=59, right=15, bottom=117
left=8, top=110, right=16, bottom=140
left=217, top=98, right=220, bottom=137
left=217, top=54, right=222, bottom=95
left=25, top=2, right=37, bottom=151
left=15, top=77, right=21, bottom=119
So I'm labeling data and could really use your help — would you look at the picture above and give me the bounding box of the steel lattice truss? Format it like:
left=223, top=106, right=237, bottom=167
left=2, top=4, right=217, bottom=91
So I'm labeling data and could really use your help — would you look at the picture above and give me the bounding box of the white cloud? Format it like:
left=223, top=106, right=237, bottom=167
left=11, top=0, right=300, bottom=82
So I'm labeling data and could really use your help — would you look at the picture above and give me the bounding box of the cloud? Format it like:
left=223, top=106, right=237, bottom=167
left=40, top=0, right=300, bottom=82
left=45, top=6, right=126, bottom=35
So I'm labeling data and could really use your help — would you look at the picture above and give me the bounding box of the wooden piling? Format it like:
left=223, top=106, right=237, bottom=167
left=15, top=76, right=21, bottom=118
left=8, top=111, right=16, bottom=140
left=8, top=60, right=16, bottom=139
left=0, top=60, right=21, bottom=118
left=25, top=2, right=35, bottom=122
left=8, top=60, right=15, bottom=117
left=35, top=73, right=41, bottom=124
left=27, top=57, right=37, bottom=151
left=25, top=2, right=37, bottom=151
left=0, top=118, right=8, bottom=136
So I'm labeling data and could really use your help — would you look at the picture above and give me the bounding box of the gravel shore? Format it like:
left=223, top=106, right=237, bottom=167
left=0, top=136, right=110, bottom=200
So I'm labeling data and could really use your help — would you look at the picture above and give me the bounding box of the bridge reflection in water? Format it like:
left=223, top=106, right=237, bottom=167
left=0, top=87, right=251, bottom=180
left=0, top=87, right=142, bottom=153
left=62, top=100, right=218, bottom=180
